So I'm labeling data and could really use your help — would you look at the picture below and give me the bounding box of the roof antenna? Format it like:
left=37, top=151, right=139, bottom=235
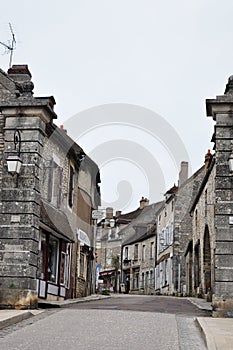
left=0, top=23, right=16, bottom=68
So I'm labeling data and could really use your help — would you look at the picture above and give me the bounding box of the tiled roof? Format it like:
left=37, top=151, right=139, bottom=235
left=123, top=224, right=156, bottom=246
left=119, top=201, right=164, bottom=244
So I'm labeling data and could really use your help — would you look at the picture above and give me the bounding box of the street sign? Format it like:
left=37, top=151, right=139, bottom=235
left=92, top=209, right=105, bottom=219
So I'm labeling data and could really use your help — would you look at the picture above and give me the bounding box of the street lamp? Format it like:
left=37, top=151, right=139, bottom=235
left=6, top=129, right=22, bottom=175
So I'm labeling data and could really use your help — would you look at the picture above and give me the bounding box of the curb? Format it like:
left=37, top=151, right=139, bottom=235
left=38, top=294, right=111, bottom=308
left=0, top=311, right=32, bottom=330
left=187, top=298, right=212, bottom=312
left=195, top=318, right=217, bottom=350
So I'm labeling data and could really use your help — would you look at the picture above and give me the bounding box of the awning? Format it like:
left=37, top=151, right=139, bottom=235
left=40, top=200, right=75, bottom=242
left=77, top=229, right=90, bottom=247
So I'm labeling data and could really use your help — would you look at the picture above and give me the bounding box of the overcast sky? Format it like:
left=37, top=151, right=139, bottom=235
left=1, top=1, right=233, bottom=212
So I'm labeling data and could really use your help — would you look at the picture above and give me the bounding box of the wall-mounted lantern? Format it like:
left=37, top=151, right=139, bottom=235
left=6, top=129, right=22, bottom=175
left=228, top=151, right=233, bottom=173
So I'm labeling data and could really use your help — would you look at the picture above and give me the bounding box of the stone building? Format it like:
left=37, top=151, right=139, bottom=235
left=205, top=76, right=233, bottom=317
left=96, top=197, right=160, bottom=292
left=122, top=224, right=157, bottom=294
left=0, top=65, right=100, bottom=308
left=187, top=151, right=215, bottom=300
left=155, top=185, right=177, bottom=294
left=183, top=76, right=233, bottom=317
left=155, top=162, right=205, bottom=296
left=121, top=200, right=163, bottom=294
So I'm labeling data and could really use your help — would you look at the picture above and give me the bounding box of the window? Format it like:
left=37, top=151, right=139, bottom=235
left=170, top=223, right=174, bottom=244
left=159, top=231, right=164, bottom=252
left=48, top=236, right=59, bottom=283
left=48, top=158, right=63, bottom=208
left=68, top=165, right=74, bottom=208
left=141, top=272, right=145, bottom=289
left=163, top=229, right=166, bottom=246
left=79, top=249, right=87, bottom=279
left=60, top=244, right=71, bottom=288
left=37, top=232, right=47, bottom=279
left=79, top=253, right=85, bottom=277
left=142, top=245, right=145, bottom=261
left=134, top=244, right=139, bottom=260
left=166, top=226, right=170, bottom=246
left=125, top=247, right=129, bottom=260
left=133, top=268, right=139, bottom=289
left=145, top=271, right=149, bottom=287
left=150, top=242, right=154, bottom=259
left=150, top=270, right=154, bottom=287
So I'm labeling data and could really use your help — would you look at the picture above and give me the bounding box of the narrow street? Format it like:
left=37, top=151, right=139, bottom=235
left=0, top=295, right=209, bottom=350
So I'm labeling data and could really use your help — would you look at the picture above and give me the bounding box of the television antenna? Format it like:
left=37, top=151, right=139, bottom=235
left=0, top=23, right=16, bottom=68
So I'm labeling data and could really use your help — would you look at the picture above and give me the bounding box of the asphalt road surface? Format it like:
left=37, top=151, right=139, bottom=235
left=64, top=294, right=210, bottom=316
left=0, top=295, right=209, bottom=350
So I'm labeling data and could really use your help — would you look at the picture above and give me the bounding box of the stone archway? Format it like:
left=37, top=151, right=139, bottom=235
left=203, top=226, right=211, bottom=295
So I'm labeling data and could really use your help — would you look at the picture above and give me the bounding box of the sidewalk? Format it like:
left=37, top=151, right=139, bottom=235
left=188, top=297, right=233, bottom=350
left=0, top=294, right=109, bottom=330
left=0, top=309, right=44, bottom=330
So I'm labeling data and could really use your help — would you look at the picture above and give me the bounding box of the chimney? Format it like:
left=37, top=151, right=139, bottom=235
left=115, top=210, right=122, bottom=218
left=8, top=64, right=32, bottom=79
left=204, top=149, right=212, bottom=169
left=140, top=197, right=149, bottom=209
left=178, top=161, right=188, bottom=187
left=106, top=207, right=113, bottom=219
left=8, top=64, right=34, bottom=96
left=60, top=125, right=67, bottom=133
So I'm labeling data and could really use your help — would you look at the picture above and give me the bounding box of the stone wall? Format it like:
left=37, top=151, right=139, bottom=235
left=190, top=161, right=215, bottom=299
left=206, top=77, right=233, bottom=316
left=0, top=112, right=47, bottom=308
left=173, top=165, right=205, bottom=295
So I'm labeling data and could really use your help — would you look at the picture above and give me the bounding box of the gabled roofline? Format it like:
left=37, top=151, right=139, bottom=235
left=189, top=157, right=215, bottom=214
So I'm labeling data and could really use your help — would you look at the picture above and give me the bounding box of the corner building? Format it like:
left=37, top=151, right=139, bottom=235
left=0, top=65, right=100, bottom=308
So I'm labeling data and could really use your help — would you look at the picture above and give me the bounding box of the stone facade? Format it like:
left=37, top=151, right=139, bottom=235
left=121, top=201, right=163, bottom=294
left=187, top=153, right=215, bottom=300
left=172, top=164, right=205, bottom=295
left=155, top=162, right=205, bottom=296
left=205, top=77, right=233, bottom=317
left=155, top=186, right=176, bottom=294
left=0, top=65, right=100, bottom=308
left=96, top=199, right=162, bottom=292
left=0, top=67, right=51, bottom=308
left=122, top=226, right=157, bottom=295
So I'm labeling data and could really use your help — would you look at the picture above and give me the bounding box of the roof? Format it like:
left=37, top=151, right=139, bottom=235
left=165, top=184, right=178, bottom=195
left=189, top=157, right=215, bottom=213
left=40, top=200, right=75, bottom=242
left=120, top=201, right=164, bottom=245
left=116, top=207, right=144, bottom=224
left=122, top=224, right=156, bottom=246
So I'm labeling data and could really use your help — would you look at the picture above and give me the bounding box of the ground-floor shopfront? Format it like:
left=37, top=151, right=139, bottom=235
left=37, top=227, right=74, bottom=300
